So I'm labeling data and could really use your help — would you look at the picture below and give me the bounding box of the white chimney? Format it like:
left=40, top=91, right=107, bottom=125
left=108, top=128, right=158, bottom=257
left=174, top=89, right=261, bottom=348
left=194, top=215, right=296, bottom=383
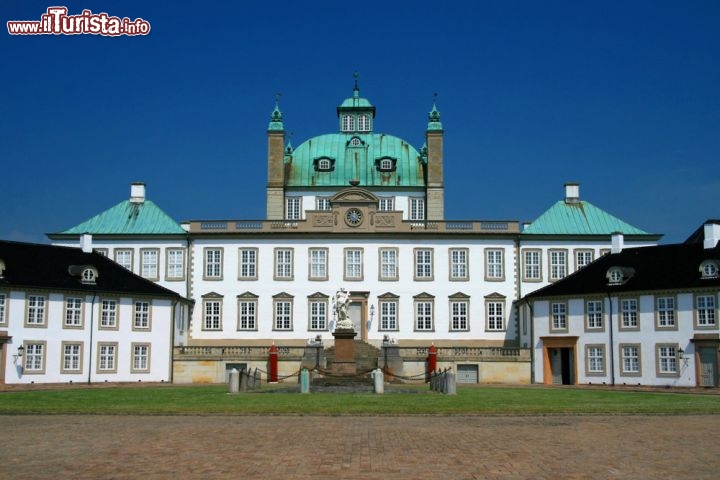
left=611, top=232, right=624, bottom=254
left=130, top=182, right=146, bottom=204
left=80, top=233, right=93, bottom=253
left=704, top=222, right=720, bottom=249
left=564, top=182, right=580, bottom=203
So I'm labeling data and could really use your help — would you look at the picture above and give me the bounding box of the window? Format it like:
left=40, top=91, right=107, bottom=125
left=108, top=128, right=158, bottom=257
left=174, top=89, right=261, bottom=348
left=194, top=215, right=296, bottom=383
left=379, top=158, right=393, bottom=171
left=378, top=197, right=394, bottom=211
left=620, top=299, right=638, bottom=329
left=586, top=300, right=603, bottom=330
left=26, top=294, right=46, bottom=326
left=274, top=248, right=294, bottom=280
left=309, top=248, right=328, bottom=281
left=81, top=267, right=97, bottom=284
left=237, top=293, right=258, bottom=331
left=100, top=299, right=118, bottom=329
left=140, top=249, right=159, bottom=280
left=549, top=250, right=567, bottom=281
left=238, top=248, right=258, bottom=280
left=607, top=268, right=624, bottom=285
left=486, top=300, right=505, bottom=331
left=522, top=250, right=541, bottom=281
left=700, top=260, right=719, bottom=279
left=132, top=344, right=150, bottom=373
left=551, top=302, right=567, bottom=331
left=586, top=345, right=606, bottom=375
left=657, top=345, right=679, bottom=376
left=273, top=298, right=293, bottom=330
left=204, top=248, right=223, bottom=280
left=166, top=248, right=185, bottom=280
left=133, top=301, right=151, bottom=330
left=64, top=297, right=83, bottom=328
left=575, top=250, right=594, bottom=270
left=379, top=296, right=398, bottom=331
left=317, top=158, right=332, bottom=170
left=344, top=248, right=363, bottom=281
left=696, top=294, right=716, bottom=327
left=414, top=249, right=433, bottom=281
left=61, top=342, right=82, bottom=373
left=414, top=298, right=434, bottom=331
left=358, top=114, right=370, bottom=131
left=93, top=248, right=108, bottom=257
left=0, top=292, right=6, bottom=326
left=97, top=343, right=118, bottom=373
left=450, top=297, right=469, bottom=331
left=449, top=249, right=468, bottom=281
left=485, top=249, right=504, bottom=280
left=342, top=114, right=355, bottom=131
left=202, top=298, right=222, bottom=330
left=656, top=296, right=676, bottom=329
left=349, top=136, right=362, bottom=147
left=23, top=342, right=46, bottom=373
left=316, top=197, right=332, bottom=211
left=379, top=248, right=398, bottom=281
left=620, top=344, right=641, bottom=375
left=309, top=298, right=328, bottom=330
left=115, top=249, right=133, bottom=270
left=285, top=197, right=301, bottom=220
left=410, top=197, right=425, bottom=221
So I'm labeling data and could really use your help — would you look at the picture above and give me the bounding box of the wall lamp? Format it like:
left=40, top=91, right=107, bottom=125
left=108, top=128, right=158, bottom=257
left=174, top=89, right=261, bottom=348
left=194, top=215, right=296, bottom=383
left=677, top=348, right=684, bottom=359
left=17, top=345, right=24, bottom=357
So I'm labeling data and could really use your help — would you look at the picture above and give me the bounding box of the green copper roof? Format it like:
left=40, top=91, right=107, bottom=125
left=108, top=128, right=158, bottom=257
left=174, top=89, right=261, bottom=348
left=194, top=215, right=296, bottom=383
left=427, top=101, right=442, bottom=131
left=268, top=100, right=284, bottom=131
left=522, top=200, right=650, bottom=235
left=60, top=200, right=186, bottom=235
left=285, top=133, right=425, bottom=187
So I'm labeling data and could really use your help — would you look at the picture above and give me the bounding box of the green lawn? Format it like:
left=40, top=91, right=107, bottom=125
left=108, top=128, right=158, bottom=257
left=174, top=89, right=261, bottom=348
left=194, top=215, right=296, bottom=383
left=0, top=384, right=718, bottom=415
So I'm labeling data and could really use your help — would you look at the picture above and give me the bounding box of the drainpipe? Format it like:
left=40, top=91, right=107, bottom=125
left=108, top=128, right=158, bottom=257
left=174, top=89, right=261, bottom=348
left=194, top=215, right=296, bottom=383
left=527, top=301, right=535, bottom=384
left=87, top=292, right=97, bottom=385
left=514, top=237, right=521, bottom=346
left=606, top=292, right=615, bottom=386
left=169, top=298, right=179, bottom=383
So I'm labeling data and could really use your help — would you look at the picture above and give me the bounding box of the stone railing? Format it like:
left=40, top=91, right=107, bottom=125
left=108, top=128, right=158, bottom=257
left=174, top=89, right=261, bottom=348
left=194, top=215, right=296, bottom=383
left=401, top=346, right=530, bottom=362
left=174, top=345, right=305, bottom=360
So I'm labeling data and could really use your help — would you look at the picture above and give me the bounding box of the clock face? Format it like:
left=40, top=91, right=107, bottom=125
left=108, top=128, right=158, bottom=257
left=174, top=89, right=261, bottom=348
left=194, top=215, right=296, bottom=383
left=345, top=208, right=363, bottom=226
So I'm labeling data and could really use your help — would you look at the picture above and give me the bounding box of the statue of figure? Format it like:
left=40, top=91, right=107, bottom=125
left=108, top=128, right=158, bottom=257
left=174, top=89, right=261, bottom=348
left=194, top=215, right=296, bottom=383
left=335, top=289, right=353, bottom=329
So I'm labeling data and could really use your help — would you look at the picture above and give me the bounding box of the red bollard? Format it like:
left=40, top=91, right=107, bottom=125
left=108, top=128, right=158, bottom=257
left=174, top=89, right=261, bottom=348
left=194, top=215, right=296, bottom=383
left=268, top=343, right=278, bottom=383
left=427, top=344, right=437, bottom=383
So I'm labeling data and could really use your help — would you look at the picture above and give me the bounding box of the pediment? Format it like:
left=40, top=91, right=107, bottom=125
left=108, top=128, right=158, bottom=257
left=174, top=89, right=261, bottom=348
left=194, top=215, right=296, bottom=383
left=331, top=187, right=379, bottom=205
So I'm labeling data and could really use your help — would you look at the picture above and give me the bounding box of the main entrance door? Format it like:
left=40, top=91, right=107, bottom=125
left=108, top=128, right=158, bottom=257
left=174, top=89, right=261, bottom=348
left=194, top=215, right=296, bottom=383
left=549, top=348, right=574, bottom=385
left=348, top=303, right=363, bottom=339
left=540, top=336, right=578, bottom=385
left=698, top=347, right=718, bottom=387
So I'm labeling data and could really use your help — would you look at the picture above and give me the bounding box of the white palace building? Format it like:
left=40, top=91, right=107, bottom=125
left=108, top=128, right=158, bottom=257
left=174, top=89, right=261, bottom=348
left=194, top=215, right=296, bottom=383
left=48, top=82, right=663, bottom=384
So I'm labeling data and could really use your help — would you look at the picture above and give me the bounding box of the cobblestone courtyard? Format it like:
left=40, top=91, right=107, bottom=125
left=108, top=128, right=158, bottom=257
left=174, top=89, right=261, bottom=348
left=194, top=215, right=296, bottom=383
left=2, top=414, right=719, bottom=479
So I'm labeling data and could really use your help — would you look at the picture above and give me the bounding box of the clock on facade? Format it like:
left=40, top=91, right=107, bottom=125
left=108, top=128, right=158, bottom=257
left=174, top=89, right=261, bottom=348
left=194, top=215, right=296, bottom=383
left=345, top=208, right=363, bottom=226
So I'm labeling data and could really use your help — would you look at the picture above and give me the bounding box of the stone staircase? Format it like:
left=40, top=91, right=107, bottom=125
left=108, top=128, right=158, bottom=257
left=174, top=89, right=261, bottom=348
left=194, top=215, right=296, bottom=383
left=325, top=340, right=380, bottom=373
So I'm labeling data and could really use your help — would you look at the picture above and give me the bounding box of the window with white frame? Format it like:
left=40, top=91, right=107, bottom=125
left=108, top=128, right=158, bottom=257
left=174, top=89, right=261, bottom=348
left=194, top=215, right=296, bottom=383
left=486, top=300, right=505, bottom=331
left=358, top=114, right=370, bottom=131
left=350, top=136, right=362, bottom=147
left=274, top=299, right=293, bottom=330
left=449, top=249, right=468, bottom=280
left=23, top=342, right=45, bottom=373
left=285, top=197, right=301, bottom=220
left=700, top=260, right=719, bottom=279
left=379, top=298, right=398, bottom=331
left=575, top=250, right=594, bottom=270
left=100, top=299, right=117, bottom=329
left=81, top=267, right=97, bottom=285
left=309, top=248, right=328, bottom=280
left=98, top=343, right=117, bottom=373
left=64, top=297, right=83, bottom=328
left=342, top=114, right=355, bottom=131
left=238, top=248, right=258, bottom=280
left=204, top=248, right=223, bottom=280
left=485, top=249, right=504, bottom=280
left=132, top=344, right=150, bottom=373
left=523, top=250, right=541, bottom=281
left=620, top=344, right=641, bottom=375
left=379, top=158, right=393, bottom=171
left=620, top=299, right=638, bottom=329
left=317, top=158, right=332, bottom=171
left=140, top=249, right=159, bottom=280
left=551, top=302, right=567, bottom=331
left=657, top=345, right=678, bottom=375
left=62, top=343, right=82, bottom=373
left=274, top=248, right=294, bottom=280
left=656, top=296, right=676, bottom=328
left=115, top=249, right=133, bottom=270
left=549, top=250, right=567, bottom=281
left=237, top=294, right=257, bottom=331
left=414, top=299, right=434, bottom=331
left=410, top=197, right=425, bottom=221
left=379, top=248, right=398, bottom=281
left=450, top=298, right=469, bottom=331
left=378, top=197, right=394, bottom=211
left=203, top=298, right=222, bottom=330
left=309, top=298, right=328, bottom=330
left=26, top=294, right=46, bottom=326
left=166, top=248, right=184, bottom=280
left=133, top=301, right=151, bottom=330
left=316, top=197, right=332, bottom=211
left=586, top=300, right=603, bottom=330
left=414, top=249, right=433, bottom=280
left=0, top=292, right=6, bottom=325
left=344, top=248, right=363, bottom=280
left=696, top=294, right=716, bottom=327
left=586, top=345, right=605, bottom=375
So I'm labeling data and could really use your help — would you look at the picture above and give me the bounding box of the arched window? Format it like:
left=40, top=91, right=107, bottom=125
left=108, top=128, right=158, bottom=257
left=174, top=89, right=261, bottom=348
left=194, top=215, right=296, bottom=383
left=350, top=137, right=362, bottom=147
left=342, top=115, right=355, bottom=131
left=380, top=158, right=393, bottom=171
left=358, top=114, right=370, bottom=131
left=318, top=158, right=331, bottom=170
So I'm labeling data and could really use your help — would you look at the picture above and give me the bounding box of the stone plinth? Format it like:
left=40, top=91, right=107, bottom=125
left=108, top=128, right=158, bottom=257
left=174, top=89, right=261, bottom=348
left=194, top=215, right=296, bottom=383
left=332, top=328, right=357, bottom=375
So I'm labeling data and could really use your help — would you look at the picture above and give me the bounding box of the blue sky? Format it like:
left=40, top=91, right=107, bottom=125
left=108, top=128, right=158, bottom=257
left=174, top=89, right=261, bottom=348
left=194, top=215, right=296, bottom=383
left=2, top=1, right=718, bottom=244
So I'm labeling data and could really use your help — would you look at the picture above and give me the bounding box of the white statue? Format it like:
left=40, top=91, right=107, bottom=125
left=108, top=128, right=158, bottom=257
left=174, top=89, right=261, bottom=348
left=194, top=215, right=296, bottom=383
left=335, top=288, right=353, bottom=329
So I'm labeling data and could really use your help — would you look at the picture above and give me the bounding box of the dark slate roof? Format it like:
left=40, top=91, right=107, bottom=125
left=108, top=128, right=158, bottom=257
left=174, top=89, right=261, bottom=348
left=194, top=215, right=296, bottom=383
left=684, top=219, right=720, bottom=244
left=523, top=241, right=720, bottom=300
left=0, top=240, right=185, bottom=299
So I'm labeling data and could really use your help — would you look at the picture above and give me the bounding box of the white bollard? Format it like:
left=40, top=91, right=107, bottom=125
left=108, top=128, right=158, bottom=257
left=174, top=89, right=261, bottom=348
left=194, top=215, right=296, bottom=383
left=229, top=368, right=239, bottom=393
left=372, top=368, right=384, bottom=394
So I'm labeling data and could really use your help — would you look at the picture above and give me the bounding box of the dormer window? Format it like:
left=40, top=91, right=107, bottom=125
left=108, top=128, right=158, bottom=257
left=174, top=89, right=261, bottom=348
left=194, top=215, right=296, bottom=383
left=607, top=266, right=633, bottom=285
left=358, top=114, right=371, bottom=132
left=0, top=258, right=5, bottom=279
left=318, top=159, right=331, bottom=170
left=375, top=156, right=397, bottom=172
left=81, top=267, right=99, bottom=285
left=313, top=157, right=335, bottom=172
left=342, top=114, right=355, bottom=132
left=700, top=260, right=719, bottom=279
left=349, top=137, right=363, bottom=147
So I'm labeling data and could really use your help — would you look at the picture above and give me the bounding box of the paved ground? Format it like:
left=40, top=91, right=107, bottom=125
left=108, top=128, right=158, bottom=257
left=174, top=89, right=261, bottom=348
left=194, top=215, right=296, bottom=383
left=2, top=414, right=719, bottom=479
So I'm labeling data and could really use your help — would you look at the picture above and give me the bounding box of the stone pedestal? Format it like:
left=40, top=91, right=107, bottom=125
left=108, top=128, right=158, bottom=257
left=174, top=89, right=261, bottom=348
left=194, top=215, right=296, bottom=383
left=332, top=328, right=357, bottom=375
